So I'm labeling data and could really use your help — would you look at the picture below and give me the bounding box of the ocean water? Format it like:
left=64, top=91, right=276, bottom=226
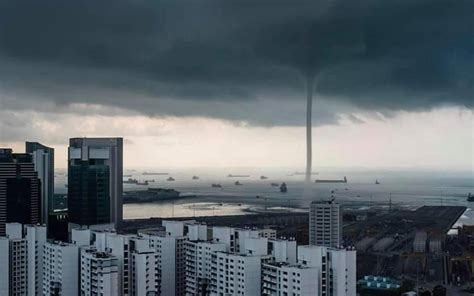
left=54, top=167, right=473, bottom=220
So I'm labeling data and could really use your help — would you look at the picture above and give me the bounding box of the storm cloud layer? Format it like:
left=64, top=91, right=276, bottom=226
left=0, top=0, right=472, bottom=126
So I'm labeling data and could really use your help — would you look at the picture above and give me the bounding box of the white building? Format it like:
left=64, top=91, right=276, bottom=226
left=80, top=247, right=119, bottom=296
left=210, top=252, right=262, bottom=295
left=0, top=237, right=9, bottom=296
left=263, top=245, right=356, bottom=296
left=298, top=245, right=357, bottom=296
left=258, top=228, right=277, bottom=239
left=262, top=262, right=319, bottom=296
left=42, top=241, right=79, bottom=295
left=71, top=228, right=92, bottom=246
left=185, top=240, right=227, bottom=295
left=141, top=230, right=187, bottom=296
left=129, top=237, right=160, bottom=296
left=212, top=226, right=260, bottom=253
left=309, top=200, right=342, bottom=247
left=94, top=232, right=133, bottom=296
left=26, top=224, right=47, bottom=296
left=2, top=223, right=28, bottom=296
left=268, top=238, right=297, bottom=264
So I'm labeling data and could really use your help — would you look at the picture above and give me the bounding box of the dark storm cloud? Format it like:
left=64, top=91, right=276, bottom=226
left=0, top=0, right=472, bottom=126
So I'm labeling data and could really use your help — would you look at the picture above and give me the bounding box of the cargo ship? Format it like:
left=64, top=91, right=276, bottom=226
left=315, top=176, right=347, bottom=183
left=227, top=174, right=250, bottom=178
left=143, top=172, right=169, bottom=176
left=123, top=178, right=138, bottom=184
left=211, top=184, right=222, bottom=188
left=468, top=192, right=474, bottom=202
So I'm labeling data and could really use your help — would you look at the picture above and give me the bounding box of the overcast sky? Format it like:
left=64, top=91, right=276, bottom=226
left=0, top=0, right=472, bottom=170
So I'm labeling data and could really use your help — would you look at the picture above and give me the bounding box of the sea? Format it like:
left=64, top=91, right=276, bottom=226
left=54, top=167, right=473, bottom=226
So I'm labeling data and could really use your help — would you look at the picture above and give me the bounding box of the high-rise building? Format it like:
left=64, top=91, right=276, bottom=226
left=129, top=237, right=160, bottom=296
left=298, top=245, right=357, bottom=296
left=0, top=148, right=40, bottom=236
left=42, top=241, right=79, bottom=296
left=80, top=246, right=119, bottom=296
left=94, top=231, right=134, bottom=296
left=26, top=142, right=54, bottom=226
left=309, top=200, right=342, bottom=247
left=0, top=236, right=9, bottom=296
left=68, top=138, right=123, bottom=230
left=26, top=225, right=47, bottom=296
left=262, top=245, right=356, bottom=296
left=141, top=230, right=187, bottom=296
left=1, top=223, right=29, bottom=296
left=210, top=251, right=262, bottom=295
left=185, top=240, right=227, bottom=295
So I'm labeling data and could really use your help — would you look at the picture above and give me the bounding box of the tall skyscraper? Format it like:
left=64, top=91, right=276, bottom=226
left=68, top=138, right=123, bottom=230
left=0, top=148, right=40, bottom=236
left=26, top=142, right=54, bottom=226
left=309, top=200, right=342, bottom=247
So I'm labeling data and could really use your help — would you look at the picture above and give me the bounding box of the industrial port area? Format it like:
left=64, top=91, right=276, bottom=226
left=124, top=205, right=473, bottom=295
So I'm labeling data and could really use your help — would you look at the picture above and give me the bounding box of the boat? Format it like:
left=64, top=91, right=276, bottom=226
left=260, top=176, right=268, bottom=180
left=227, top=174, right=250, bottom=178
left=270, top=183, right=279, bottom=187
left=143, top=172, right=169, bottom=176
left=166, top=177, right=175, bottom=181
left=235, top=181, right=243, bottom=186
left=123, top=178, right=138, bottom=184
left=468, top=192, right=474, bottom=202
left=136, top=180, right=149, bottom=186
left=192, top=176, right=199, bottom=180
left=211, top=184, right=222, bottom=188
left=124, top=174, right=133, bottom=177
left=375, top=179, right=380, bottom=185
left=145, top=179, right=155, bottom=182
left=315, top=176, right=348, bottom=183
left=280, top=182, right=287, bottom=193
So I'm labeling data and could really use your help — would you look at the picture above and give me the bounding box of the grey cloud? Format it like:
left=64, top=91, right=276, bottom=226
left=0, top=0, right=472, bottom=126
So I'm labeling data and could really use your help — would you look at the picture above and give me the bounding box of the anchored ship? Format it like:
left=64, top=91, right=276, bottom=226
left=143, top=172, right=169, bottom=176
left=315, top=176, right=347, bottom=183
left=468, top=192, right=474, bottom=202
